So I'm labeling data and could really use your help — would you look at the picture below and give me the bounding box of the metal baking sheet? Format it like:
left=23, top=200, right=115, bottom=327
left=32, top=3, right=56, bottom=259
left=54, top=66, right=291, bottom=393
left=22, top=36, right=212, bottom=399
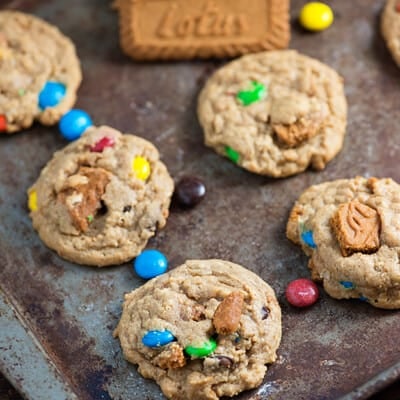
left=1, top=0, right=400, bottom=399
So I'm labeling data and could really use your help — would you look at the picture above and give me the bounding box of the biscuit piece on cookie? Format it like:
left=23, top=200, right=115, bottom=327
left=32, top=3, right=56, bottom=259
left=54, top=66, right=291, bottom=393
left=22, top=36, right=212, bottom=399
left=114, top=259, right=281, bottom=400
left=0, top=11, right=81, bottom=133
left=287, top=177, right=400, bottom=309
left=197, top=50, right=347, bottom=177
left=381, top=0, right=400, bottom=67
left=28, top=126, right=173, bottom=267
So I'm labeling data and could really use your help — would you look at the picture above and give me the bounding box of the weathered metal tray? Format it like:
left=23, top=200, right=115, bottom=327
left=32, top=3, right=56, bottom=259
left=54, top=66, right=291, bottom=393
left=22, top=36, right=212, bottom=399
left=1, top=0, right=400, bottom=399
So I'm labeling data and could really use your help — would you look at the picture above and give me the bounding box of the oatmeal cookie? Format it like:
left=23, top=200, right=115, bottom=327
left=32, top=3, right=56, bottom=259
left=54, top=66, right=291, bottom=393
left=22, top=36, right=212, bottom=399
left=28, top=125, right=174, bottom=267
left=114, top=259, right=281, bottom=400
left=287, top=176, right=400, bottom=309
left=197, top=50, right=347, bottom=177
left=381, top=0, right=400, bottom=67
left=0, top=11, right=81, bottom=133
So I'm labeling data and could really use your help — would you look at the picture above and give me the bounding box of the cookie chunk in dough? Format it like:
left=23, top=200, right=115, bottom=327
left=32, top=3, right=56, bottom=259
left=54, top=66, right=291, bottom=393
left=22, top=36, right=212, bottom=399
left=381, top=0, right=400, bottom=67
left=0, top=11, right=81, bottom=133
left=28, top=125, right=174, bottom=267
left=114, top=259, right=281, bottom=400
left=197, top=50, right=347, bottom=177
left=287, top=176, right=400, bottom=309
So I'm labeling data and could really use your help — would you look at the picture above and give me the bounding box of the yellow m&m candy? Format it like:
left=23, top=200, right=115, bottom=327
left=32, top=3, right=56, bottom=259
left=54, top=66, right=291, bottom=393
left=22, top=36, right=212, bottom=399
left=299, top=2, right=334, bottom=32
left=132, top=156, right=151, bottom=181
left=28, top=190, right=38, bottom=211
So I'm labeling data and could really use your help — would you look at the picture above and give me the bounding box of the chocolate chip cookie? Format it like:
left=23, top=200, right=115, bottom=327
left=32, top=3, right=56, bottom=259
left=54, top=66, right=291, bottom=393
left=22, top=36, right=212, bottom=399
left=381, top=0, right=400, bottom=67
left=114, top=259, right=281, bottom=400
left=0, top=11, right=81, bottom=133
left=287, top=176, right=400, bottom=309
left=28, top=125, right=174, bottom=267
left=197, top=50, right=347, bottom=177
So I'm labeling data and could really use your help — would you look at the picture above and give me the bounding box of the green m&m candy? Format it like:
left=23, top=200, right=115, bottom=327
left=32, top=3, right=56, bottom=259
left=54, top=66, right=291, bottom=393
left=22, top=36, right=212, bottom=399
left=225, top=146, right=239, bottom=164
left=185, top=338, right=217, bottom=358
left=236, top=81, right=266, bottom=106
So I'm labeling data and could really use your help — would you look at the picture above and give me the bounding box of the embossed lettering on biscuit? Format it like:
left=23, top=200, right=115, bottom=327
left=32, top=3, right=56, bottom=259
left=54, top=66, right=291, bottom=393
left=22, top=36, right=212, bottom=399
left=331, top=199, right=381, bottom=257
left=213, top=291, right=244, bottom=335
left=58, top=166, right=110, bottom=232
left=157, top=1, right=249, bottom=38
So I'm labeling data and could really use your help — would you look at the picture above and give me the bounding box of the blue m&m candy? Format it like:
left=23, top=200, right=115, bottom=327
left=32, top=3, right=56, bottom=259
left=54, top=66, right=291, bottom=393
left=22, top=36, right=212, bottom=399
left=59, top=109, right=93, bottom=141
left=301, top=230, right=317, bottom=249
left=39, top=81, right=66, bottom=109
left=340, top=281, right=355, bottom=289
left=134, top=249, right=168, bottom=279
left=142, top=330, right=175, bottom=348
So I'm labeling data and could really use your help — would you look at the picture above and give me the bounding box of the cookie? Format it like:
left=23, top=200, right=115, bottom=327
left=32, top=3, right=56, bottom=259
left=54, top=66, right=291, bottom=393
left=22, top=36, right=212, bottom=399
left=114, top=0, right=290, bottom=60
left=286, top=176, right=400, bottom=309
left=0, top=11, right=81, bottom=134
left=197, top=50, right=347, bottom=178
left=381, top=0, right=400, bottom=67
left=28, top=125, right=174, bottom=267
left=114, top=259, right=281, bottom=400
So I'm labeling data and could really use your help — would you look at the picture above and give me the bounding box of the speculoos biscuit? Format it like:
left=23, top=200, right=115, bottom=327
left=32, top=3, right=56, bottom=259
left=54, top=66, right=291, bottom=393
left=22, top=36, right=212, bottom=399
left=114, top=0, right=290, bottom=60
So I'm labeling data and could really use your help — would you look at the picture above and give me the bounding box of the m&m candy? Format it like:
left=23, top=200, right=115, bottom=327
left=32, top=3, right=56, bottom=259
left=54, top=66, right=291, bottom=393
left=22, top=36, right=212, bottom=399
left=0, top=115, right=7, bottom=132
left=175, top=176, right=206, bottom=208
left=90, top=136, right=115, bottom=152
left=134, top=249, right=168, bottom=279
left=225, top=146, right=239, bottom=164
left=132, top=156, right=151, bottom=181
left=59, top=109, right=93, bottom=141
left=142, top=330, right=175, bottom=348
left=28, top=190, right=38, bottom=212
left=301, top=230, right=317, bottom=249
left=236, top=81, right=266, bottom=106
left=185, top=338, right=217, bottom=358
left=340, top=281, right=355, bottom=289
left=39, top=81, right=66, bottom=109
left=285, top=278, right=319, bottom=308
left=299, top=2, right=334, bottom=32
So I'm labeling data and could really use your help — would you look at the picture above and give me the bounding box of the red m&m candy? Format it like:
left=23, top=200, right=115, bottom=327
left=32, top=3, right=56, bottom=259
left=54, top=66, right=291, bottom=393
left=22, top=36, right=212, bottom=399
left=90, top=136, right=115, bottom=152
left=285, top=278, right=319, bottom=307
left=0, top=115, right=7, bottom=132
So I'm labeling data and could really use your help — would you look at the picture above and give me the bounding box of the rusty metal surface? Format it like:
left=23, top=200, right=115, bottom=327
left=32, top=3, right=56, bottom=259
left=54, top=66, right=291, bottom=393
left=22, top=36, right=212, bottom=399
left=0, top=0, right=400, bottom=399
